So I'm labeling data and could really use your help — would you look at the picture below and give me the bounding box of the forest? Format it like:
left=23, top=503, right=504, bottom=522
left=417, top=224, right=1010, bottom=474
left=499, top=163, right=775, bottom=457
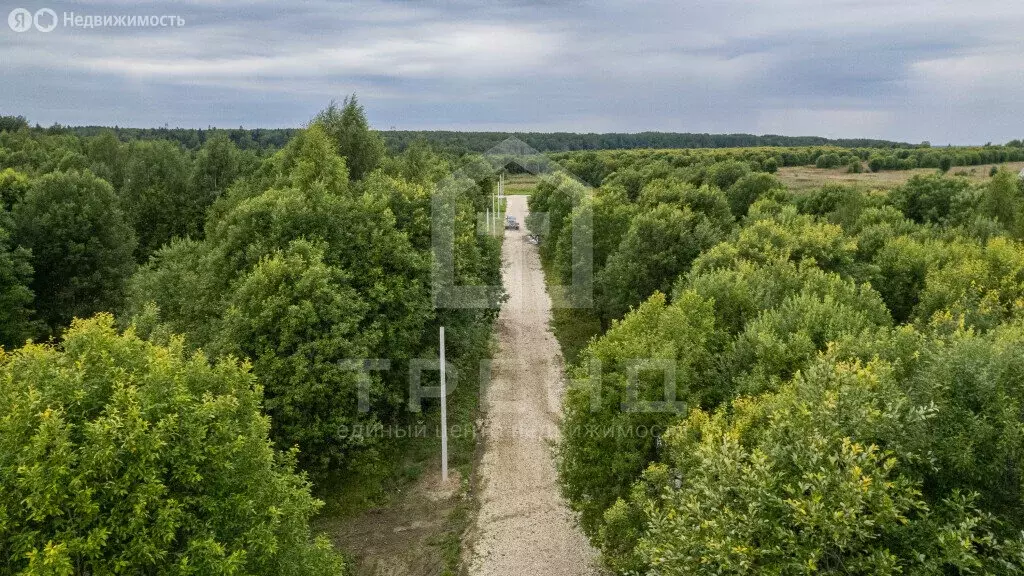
left=5, top=114, right=914, bottom=155
left=4, top=97, right=1024, bottom=574
left=0, top=99, right=503, bottom=574
left=529, top=146, right=1024, bottom=573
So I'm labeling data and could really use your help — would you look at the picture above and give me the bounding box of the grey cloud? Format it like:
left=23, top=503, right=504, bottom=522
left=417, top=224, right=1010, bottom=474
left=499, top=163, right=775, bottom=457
left=1, top=0, right=1023, bottom=143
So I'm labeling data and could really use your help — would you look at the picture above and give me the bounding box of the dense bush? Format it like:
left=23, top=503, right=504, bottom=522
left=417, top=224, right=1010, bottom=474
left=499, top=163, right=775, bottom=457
left=559, top=291, right=717, bottom=536
left=620, top=354, right=1024, bottom=574
left=12, top=170, right=136, bottom=334
left=0, top=102, right=506, bottom=570
left=0, top=206, right=35, bottom=347
left=888, top=174, right=972, bottom=224
left=119, top=140, right=195, bottom=259
left=551, top=153, right=1024, bottom=574
left=597, top=204, right=724, bottom=321
left=128, top=122, right=499, bottom=478
left=0, top=315, right=344, bottom=575
left=725, top=172, right=784, bottom=218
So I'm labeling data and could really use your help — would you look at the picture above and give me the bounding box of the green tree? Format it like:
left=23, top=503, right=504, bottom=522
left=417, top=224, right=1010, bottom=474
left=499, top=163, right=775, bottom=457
left=13, top=171, right=136, bottom=333
left=705, top=159, right=750, bottom=190
left=554, top=185, right=636, bottom=288
left=120, top=140, right=195, bottom=258
left=726, top=172, right=784, bottom=218
left=188, top=132, right=241, bottom=233
left=85, top=130, right=124, bottom=189
left=527, top=172, right=587, bottom=261
left=0, top=168, right=30, bottom=210
left=622, top=356, right=1024, bottom=575
left=913, top=236, right=1024, bottom=330
left=559, top=291, right=718, bottom=537
left=888, top=174, right=971, bottom=224
left=0, top=115, right=28, bottom=132
left=597, top=204, right=723, bottom=322
left=312, top=94, right=386, bottom=180
left=638, top=179, right=733, bottom=231
left=0, top=207, right=35, bottom=347
left=128, top=125, right=437, bottom=476
left=980, top=168, right=1023, bottom=236
left=692, top=200, right=857, bottom=278
left=211, top=240, right=380, bottom=472
left=0, top=315, right=344, bottom=575
left=384, top=138, right=449, bottom=185
left=726, top=278, right=891, bottom=396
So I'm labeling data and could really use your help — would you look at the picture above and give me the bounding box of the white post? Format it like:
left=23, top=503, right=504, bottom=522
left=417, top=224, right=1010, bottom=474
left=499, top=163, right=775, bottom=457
left=440, top=326, right=448, bottom=483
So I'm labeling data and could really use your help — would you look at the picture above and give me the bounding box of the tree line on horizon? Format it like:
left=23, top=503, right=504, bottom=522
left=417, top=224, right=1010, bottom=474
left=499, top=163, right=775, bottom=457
left=0, top=113, right=936, bottom=154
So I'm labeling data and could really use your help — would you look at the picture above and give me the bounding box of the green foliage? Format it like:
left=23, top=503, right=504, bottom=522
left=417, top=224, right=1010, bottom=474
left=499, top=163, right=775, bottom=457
left=900, top=323, right=1024, bottom=525
left=692, top=200, right=857, bottom=277
left=12, top=170, right=136, bottom=334
left=870, top=235, right=935, bottom=324
left=726, top=277, right=891, bottom=396
left=846, top=205, right=916, bottom=260
left=0, top=168, right=30, bottom=210
left=527, top=171, right=587, bottom=262
left=704, top=159, right=750, bottom=191
left=312, top=95, right=386, bottom=181
left=131, top=149, right=432, bottom=474
left=553, top=186, right=637, bottom=305
left=211, top=240, right=379, bottom=472
left=888, top=174, right=972, bottom=224
left=383, top=139, right=450, bottom=185
left=626, top=357, right=1024, bottom=574
left=815, top=151, right=844, bottom=168
left=638, top=179, right=732, bottom=230
left=552, top=154, right=1024, bottom=573
left=913, top=236, right=1024, bottom=330
left=0, top=207, right=35, bottom=347
left=0, top=115, right=29, bottom=133
left=188, top=132, right=241, bottom=234
left=84, top=130, right=124, bottom=189
left=980, top=169, right=1024, bottom=236
left=0, top=315, right=344, bottom=575
left=725, top=172, right=784, bottom=218
left=559, top=291, right=718, bottom=537
left=120, top=140, right=197, bottom=258
left=597, top=204, right=724, bottom=321
left=127, top=119, right=499, bottom=480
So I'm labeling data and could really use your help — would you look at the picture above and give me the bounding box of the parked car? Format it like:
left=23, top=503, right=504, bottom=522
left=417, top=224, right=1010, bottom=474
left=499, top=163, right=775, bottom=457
left=505, top=215, right=520, bottom=230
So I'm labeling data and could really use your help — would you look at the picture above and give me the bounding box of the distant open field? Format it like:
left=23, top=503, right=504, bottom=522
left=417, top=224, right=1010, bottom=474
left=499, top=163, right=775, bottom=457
left=503, top=173, right=540, bottom=195
left=777, top=161, right=1024, bottom=193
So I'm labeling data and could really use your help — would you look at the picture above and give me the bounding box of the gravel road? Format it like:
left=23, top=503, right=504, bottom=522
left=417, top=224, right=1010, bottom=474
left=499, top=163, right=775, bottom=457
left=468, top=195, right=601, bottom=575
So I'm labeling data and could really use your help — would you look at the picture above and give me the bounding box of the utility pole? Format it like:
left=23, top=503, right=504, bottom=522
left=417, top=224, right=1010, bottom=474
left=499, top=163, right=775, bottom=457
left=440, top=326, right=448, bottom=483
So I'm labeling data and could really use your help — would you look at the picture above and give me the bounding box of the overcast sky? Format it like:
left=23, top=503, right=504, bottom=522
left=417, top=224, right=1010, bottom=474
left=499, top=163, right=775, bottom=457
left=2, top=0, right=1023, bottom=143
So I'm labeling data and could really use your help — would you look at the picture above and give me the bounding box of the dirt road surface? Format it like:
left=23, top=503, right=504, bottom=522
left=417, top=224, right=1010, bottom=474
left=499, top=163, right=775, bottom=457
left=468, top=195, right=601, bottom=575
